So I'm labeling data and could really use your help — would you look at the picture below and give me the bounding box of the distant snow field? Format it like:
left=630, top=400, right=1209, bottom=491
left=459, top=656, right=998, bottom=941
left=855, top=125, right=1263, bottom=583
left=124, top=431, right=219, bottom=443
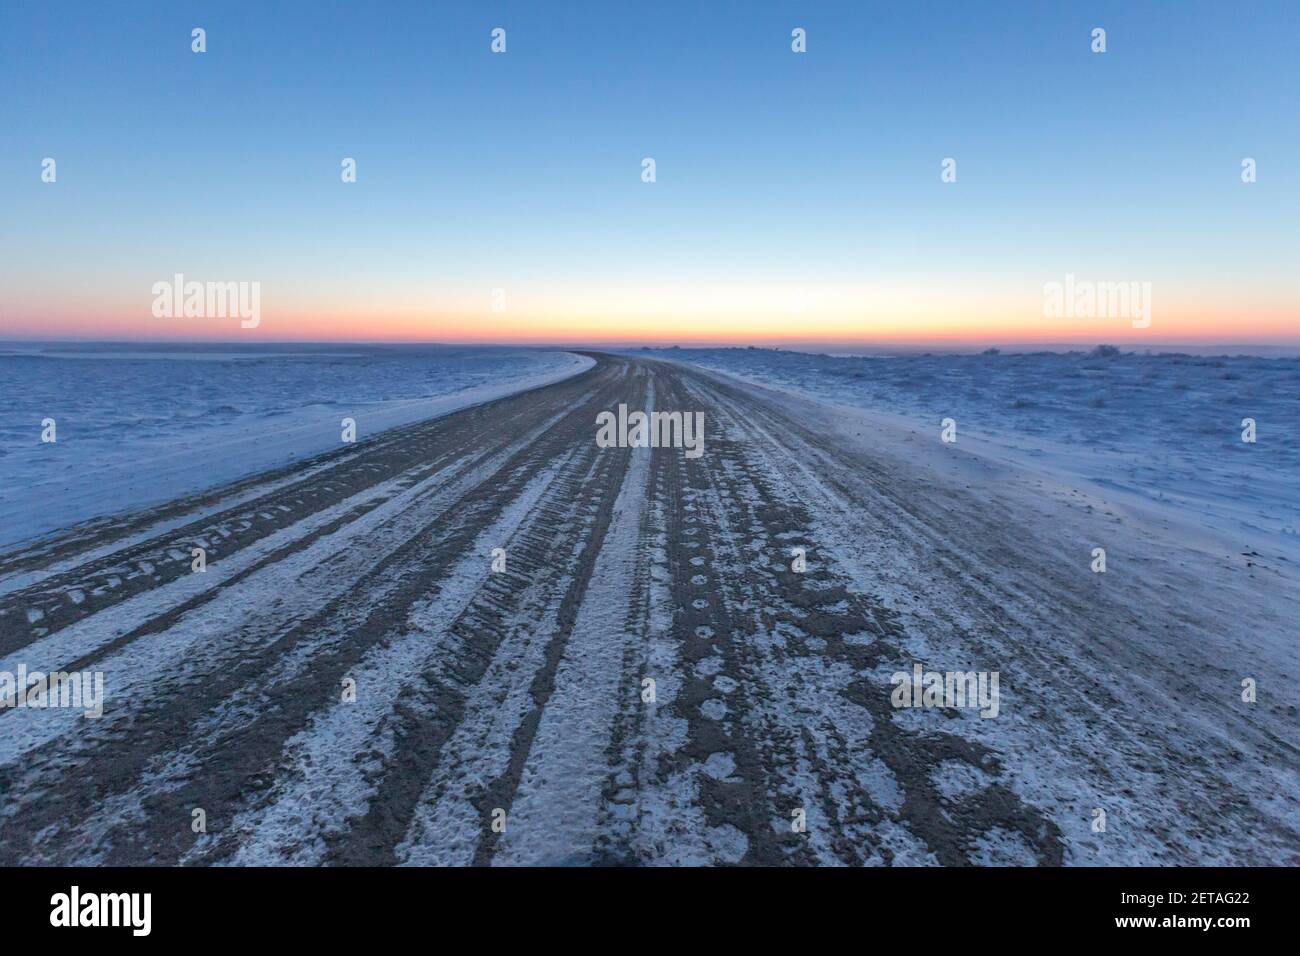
left=0, top=345, right=592, bottom=547
left=631, top=347, right=1300, bottom=561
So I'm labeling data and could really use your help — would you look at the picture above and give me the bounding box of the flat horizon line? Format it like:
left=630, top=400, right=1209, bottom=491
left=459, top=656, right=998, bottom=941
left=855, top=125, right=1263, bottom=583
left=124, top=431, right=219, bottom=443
left=4, top=336, right=1300, bottom=357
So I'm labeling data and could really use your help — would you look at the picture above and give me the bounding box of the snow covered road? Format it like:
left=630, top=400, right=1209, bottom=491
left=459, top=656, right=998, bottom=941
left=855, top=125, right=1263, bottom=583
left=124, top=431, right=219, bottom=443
left=0, top=354, right=1294, bottom=865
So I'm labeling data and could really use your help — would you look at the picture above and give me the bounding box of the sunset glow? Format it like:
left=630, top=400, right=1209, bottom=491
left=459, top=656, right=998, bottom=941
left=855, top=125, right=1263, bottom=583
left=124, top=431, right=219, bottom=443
left=2, top=1, right=1296, bottom=349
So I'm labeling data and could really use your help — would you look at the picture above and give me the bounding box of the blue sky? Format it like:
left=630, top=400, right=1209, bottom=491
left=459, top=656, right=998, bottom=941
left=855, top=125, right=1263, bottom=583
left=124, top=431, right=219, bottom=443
left=2, top=0, right=1296, bottom=344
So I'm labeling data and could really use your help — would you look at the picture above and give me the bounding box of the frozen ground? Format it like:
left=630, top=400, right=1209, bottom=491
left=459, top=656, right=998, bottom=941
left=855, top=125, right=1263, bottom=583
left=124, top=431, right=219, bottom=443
left=626, top=347, right=1300, bottom=563
left=0, top=353, right=1294, bottom=866
left=0, top=344, right=592, bottom=547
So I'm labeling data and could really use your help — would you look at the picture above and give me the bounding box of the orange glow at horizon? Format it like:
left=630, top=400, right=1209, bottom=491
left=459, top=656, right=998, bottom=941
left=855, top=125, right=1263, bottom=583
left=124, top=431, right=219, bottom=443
left=5, top=283, right=1296, bottom=346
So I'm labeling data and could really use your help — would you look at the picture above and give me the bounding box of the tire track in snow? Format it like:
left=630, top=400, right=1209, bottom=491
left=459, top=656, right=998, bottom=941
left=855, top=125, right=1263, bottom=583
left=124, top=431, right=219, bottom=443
left=3, top=354, right=1288, bottom=866
left=679, top=369, right=1063, bottom=864
left=0, top=380, right=595, bottom=652
left=211, top=456, right=569, bottom=865
left=395, top=451, right=638, bottom=865
left=0, top=398, right=580, bottom=761
left=0, top=363, right=630, bottom=864
left=486, top=382, right=654, bottom=866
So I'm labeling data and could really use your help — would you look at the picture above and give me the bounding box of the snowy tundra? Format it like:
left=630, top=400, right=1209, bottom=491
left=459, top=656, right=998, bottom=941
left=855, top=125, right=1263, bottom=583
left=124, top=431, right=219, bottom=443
left=0, top=349, right=1294, bottom=865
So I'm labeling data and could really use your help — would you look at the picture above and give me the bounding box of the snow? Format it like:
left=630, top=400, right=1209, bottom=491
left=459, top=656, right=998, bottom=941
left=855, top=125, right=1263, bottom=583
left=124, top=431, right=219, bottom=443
left=0, top=344, right=592, bottom=548
left=218, top=458, right=566, bottom=866
left=491, top=386, right=656, bottom=866
left=3, top=347, right=1292, bottom=865
left=681, top=356, right=1300, bottom=865
left=626, top=346, right=1300, bottom=562
left=0, top=461, right=454, bottom=767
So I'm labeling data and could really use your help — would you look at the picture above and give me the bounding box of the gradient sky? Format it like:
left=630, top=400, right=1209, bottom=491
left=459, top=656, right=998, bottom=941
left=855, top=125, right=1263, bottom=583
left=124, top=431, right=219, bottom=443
left=1, top=0, right=1297, bottom=347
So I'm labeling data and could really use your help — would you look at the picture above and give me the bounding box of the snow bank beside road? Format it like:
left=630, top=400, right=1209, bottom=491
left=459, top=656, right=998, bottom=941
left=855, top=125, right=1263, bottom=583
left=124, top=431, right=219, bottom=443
left=692, top=368, right=1300, bottom=865
left=0, top=346, right=593, bottom=547
left=629, top=347, right=1300, bottom=563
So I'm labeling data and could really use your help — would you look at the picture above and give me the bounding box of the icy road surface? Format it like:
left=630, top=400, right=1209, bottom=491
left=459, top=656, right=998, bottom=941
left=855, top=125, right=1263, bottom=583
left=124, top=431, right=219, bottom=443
left=0, top=354, right=1295, bottom=865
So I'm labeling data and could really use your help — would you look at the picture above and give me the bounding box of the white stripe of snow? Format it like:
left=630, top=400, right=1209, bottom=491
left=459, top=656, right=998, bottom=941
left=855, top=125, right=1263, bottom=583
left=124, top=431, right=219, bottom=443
left=213, top=457, right=570, bottom=866
left=489, top=390, right=654, bottom=866
left=0, top=405, right=578, bottom=770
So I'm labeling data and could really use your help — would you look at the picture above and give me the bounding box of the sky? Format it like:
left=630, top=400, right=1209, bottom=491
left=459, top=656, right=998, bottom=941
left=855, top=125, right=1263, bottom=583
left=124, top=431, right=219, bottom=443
left=1, top=0, right=1297, bottom=349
